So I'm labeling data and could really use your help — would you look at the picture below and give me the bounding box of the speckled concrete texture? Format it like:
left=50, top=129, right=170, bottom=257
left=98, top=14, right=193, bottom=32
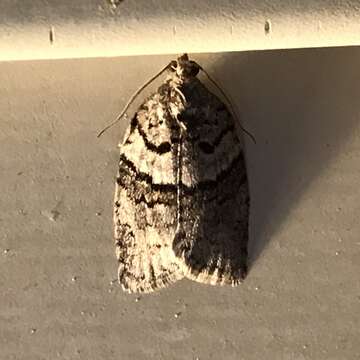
left=2, top=0, right=360, bottom=61
left=1, top=49, right=359, bottom=360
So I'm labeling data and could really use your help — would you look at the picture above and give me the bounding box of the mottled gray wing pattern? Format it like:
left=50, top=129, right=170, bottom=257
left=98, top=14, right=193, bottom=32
left=113, top=55, right=249, bottom=293
left=114, top=90, right=184, bottom=293
left=173, top=79, right=249, bottom=285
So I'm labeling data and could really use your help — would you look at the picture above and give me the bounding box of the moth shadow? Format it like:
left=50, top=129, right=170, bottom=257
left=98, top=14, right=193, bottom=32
left=204, top=47, right=360, bottom=269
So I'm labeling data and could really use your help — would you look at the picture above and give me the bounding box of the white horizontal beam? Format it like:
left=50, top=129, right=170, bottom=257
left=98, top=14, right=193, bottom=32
left=1, top=0, right=360, bottom=61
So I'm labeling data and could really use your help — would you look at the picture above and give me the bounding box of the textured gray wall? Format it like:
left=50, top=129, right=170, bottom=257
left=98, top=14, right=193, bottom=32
left=2, top=0, right=360, bottom=60
left=1, top=49, right=360, bottom=359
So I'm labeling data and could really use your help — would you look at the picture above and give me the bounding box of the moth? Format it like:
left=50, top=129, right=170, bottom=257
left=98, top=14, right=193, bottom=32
left=100, top=54, right=250, bottom=293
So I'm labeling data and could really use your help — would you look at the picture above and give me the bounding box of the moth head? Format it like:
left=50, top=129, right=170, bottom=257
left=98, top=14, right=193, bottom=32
left=171, top=53, right=200, bottom=79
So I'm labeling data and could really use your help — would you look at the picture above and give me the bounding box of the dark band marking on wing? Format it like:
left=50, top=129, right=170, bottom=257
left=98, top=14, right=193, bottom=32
left=117, top=151, right=246, bottom=195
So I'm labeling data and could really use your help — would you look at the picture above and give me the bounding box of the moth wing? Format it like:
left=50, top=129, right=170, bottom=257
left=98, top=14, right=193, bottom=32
left=114, top=101, right=184, bottom=293
left=180, top=150, right=249, bottom=286
left=173, top=81, right=249, bottom=286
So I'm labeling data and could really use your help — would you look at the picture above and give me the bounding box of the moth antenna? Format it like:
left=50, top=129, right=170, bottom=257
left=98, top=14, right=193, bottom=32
left=97, top=62, right=172, bottom=138
left=199, top=66, right=256, bottom=144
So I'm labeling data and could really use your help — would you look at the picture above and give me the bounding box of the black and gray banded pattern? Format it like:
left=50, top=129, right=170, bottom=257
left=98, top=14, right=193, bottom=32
left=114, top=54, right=249, bottom=293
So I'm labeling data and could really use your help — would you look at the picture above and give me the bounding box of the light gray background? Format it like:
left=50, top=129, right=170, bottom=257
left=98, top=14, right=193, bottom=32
left=3, top=0, right=360, bottom=61
left=1, top=48, right=359, bottom=360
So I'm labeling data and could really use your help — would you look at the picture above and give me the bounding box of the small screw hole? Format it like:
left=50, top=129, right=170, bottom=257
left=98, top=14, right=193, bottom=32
left=49, top=26, right=54, bottom=44
left=264, top=20, right=271, bottom=35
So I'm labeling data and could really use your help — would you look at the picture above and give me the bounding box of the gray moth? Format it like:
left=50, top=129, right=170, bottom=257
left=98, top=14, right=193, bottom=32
left=111, top=54, right=249, bottom=293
